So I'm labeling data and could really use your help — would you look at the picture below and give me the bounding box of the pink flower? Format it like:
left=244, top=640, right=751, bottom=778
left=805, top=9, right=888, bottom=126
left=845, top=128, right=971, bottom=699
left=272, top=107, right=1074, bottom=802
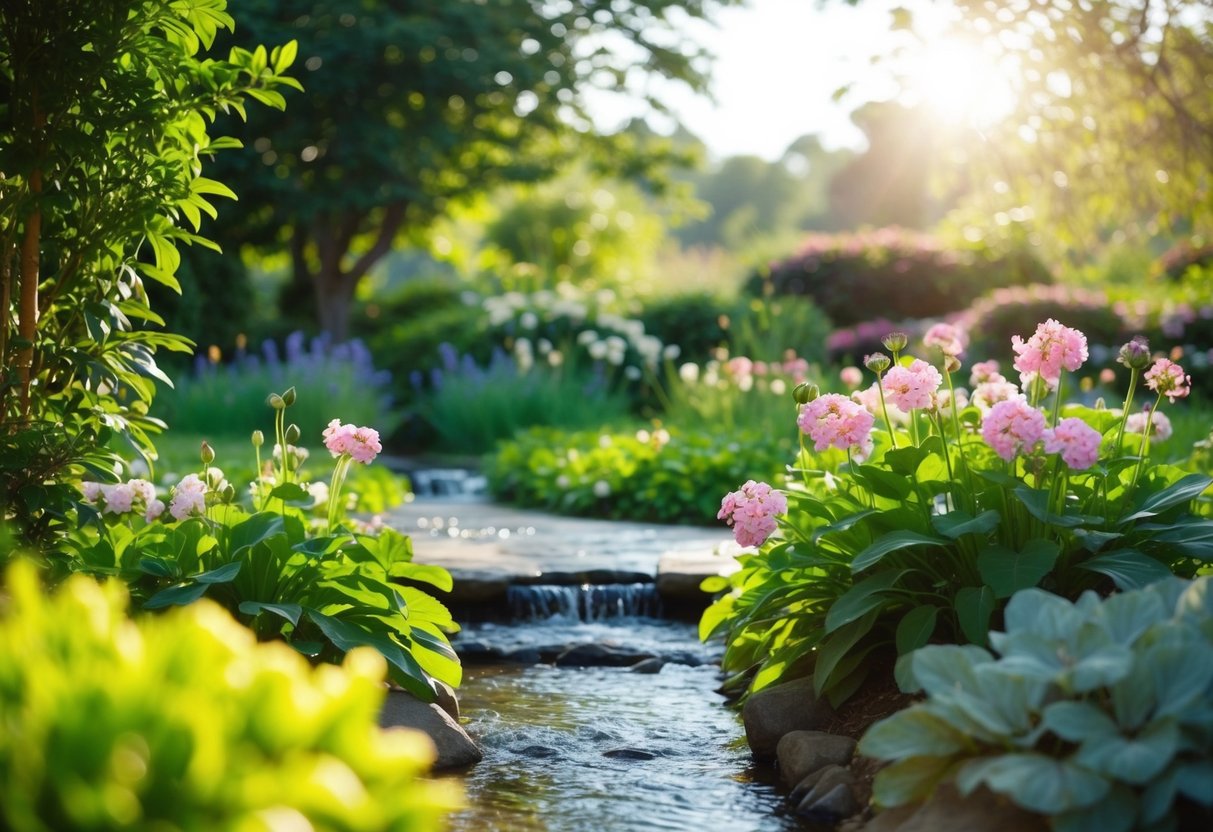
left=80, top=482, right=105, bottom=503
left=839, top=366, right=864, bottom=390
left=923, top=323, right=968, bottom=358
left=1144, top=358, right=1191, bottom=402
left=852, top=382, right=909, bottom=424
left=1043, top=417, right=1102, bottom=470
left=1126, top=409, right=1173, bottom=441
left=1011, top=319, right=1088, bottom=387
left=981, top=399, right=1046, bottom=461
left=323, top=420, right=383, bottom=464
left=881, top=359, right=943, bottom=411
left=169, top=474, right=208, bottom=521
left=969, top=360, right=1004, bottom=386
left=103, top=484, right=135, bottom=515
left=145, top=499, right=166, bottom=522
left=798, top=393, right=875, bottom=452
left=128, top=479, right=156, bottom=506
left=971, top=380, right=1024, bottom=412
left=932, top=387, right=969, bottom=415
left=718, top=480, right=787, bottom=548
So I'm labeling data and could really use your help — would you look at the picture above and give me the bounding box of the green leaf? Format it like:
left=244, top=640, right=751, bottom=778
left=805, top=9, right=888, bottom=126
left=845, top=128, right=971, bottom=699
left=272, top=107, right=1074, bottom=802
left=814, top=609, right=880, bottom=695
left=392, top=562, right=454, bottom=593
left=1075, top=720, right=1180, bottom=785
left=229, top=512, right=286, bottom=555
left=954, top=585, right=996, bottom=645
left=852, top=530, right=948, bottom=573
left=860, top=708, right=970, bottom=759
left=882, top=445, right=927, bottom=477
left=1053, top=784, right=1139, bottom=832
left=1042, top=701, right=1119, bottom=743
left=895, top=606, right=938, bottom=655
left=1014, top=486, right=1086, bottom=528
left=238, top=601, right=302, bottom=627
left=956, top=753, right=1110, bottom=813
left=977, top=540, right=1059, bottom=599
left=144, top=582, right=209, bottom=610
left=870, top=756, right=955, bottom=808
left=932, top=509, right=1000, bottom=539
left=1121, top=473, right=1213, bottom=523
left=292, top=536, right=350, bottom=557
left=268, top=483, right=313, bottom=506
left=855, top=464, right=913, bottom=500
left=138, top=557, right=178, bottom=579
left=825, top=570, right=907, bottom=632
left=1079, top=549, right=1174, bottom=590
left=193, top=561, right=241, bottom=584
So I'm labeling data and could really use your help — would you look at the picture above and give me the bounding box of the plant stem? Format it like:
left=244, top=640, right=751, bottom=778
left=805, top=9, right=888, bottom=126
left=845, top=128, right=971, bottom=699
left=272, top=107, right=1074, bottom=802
left=1051, top=373, right=1064, bottom=428
left=327, top=454, right=352, bottom=535
left=1130, top=393, right=1164, bottom=491
left=875, top=371, right=898, bottom=450
left=1114, top=368, right=1139, bottom=456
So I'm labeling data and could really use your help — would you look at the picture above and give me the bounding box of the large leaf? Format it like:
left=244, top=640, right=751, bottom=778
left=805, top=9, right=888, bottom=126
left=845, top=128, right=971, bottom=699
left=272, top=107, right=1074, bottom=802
left=855, top=464, right=913, bottom=500
left=932, top=509, right=1000, bottom=539
left=1075, top=720, right=1180, bottom=785
left=814, top=609, right=880, bottom=695
left=852, top=531, right=947, bottom=573
left=193, top=561, right=241, bottom=584
left=956, top=753, right=1110, bottom=813
left=144, top=582, right=209, bottom=610
left=860, top=708, right=970, bottom=759
left=1014, top=486, right=1088, bottom=528
left=305, top=609, right=434, bottom=701
left=1041, top=701, right=1118, bottom=743
left=882, top=445, right=928, bottom=477
left=895, top=605, right=939, bottom=655
left=977, top=540, right=1059, bottom=599
left=392, top=562, right=454, bottom=593
left=1120, top=473, right=1213, bottom=523
left=870, top=756, right=955, bottom=808
left=228, top=512, right=287, bottom=556
left=238, top=601, right=303, bottom=627
left=825, top=570, right=907, bottom=632
left=954, top=585, right=996, bottom=645
left=1079, top=549, right=1173, bottom=590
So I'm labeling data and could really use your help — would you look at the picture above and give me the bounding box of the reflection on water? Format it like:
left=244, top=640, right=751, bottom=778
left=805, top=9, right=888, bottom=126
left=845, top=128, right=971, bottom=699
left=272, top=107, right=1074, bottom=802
left=440, top=620, right=819, bottom=832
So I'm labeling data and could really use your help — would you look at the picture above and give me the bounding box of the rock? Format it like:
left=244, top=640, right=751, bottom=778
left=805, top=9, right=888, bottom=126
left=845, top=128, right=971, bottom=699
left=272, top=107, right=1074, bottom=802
left=446, top=570, right=511, bottom=604
left=866, top=785, right=1047, bottom=832
left=453, top=638, right=499, bottom=662
left=741, top=677, right=835, bottom=759
left=630, top=658, right=665, bottom=674
left=801, top=782, right=861, bottom=821
left=503, top=647, right=543, bottom=664
left=790, top=763, right=854, bottom=804
left=555, top=642, right=654, bottom=668
left=778, top=731, right=857, bottom=786
left=519, top=745, right=559, bottom=759
left=604, top=748, right=660, bottom=760
left=661, top=650, right=707, bottom=667
left=860, top=805, right=918, bottom=832
left=433, top=680, right=460, bottom=721
left=379, top=690, right=482, bottom=770
left=793, top=765, right=857, bottom=811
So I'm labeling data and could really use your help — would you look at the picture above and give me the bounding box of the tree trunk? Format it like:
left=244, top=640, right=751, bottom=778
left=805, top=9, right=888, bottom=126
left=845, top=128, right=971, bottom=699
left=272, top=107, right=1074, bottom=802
left=17, top=163, right=42, bottom=418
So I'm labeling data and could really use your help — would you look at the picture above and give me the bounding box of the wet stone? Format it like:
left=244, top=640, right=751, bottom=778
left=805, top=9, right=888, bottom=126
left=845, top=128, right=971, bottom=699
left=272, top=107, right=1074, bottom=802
left=778, top=731, right=857, bottom=787
left=603, top=748, right=661, bottom=760
left=519, top=745, right=560, bottom=759
left=555, top=642, right=655, bottom=668
left=801, top=782, right=861, bottom=821
left=741, top=677, right=836, bottom=759
left=630, top=657, right=665, bottom=674
left=503, top=647, right=543, bottom=664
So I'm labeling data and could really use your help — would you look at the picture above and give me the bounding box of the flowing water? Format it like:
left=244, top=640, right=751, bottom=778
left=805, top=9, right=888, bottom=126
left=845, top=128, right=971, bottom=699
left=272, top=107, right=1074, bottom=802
left=442, top=588, right=818, bottom=832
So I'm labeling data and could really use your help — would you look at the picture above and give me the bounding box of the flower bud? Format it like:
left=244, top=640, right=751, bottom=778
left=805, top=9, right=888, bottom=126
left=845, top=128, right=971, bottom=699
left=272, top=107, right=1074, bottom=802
left=1094, top=397, right=1106, bottom=410
left=792, top=382, right=820, bottom=404
left=943, top=354, right=962, bottom=374
left=251, top=430, right=265, bottom=448
left=882, top=332, right=908, bottom=352
left=220, top=482, right=236, bottom=503
left=864, top=352, right=892, bottom=373
left=200, top=441, right=215, bottom=465
left=268, top=393, right=286, bottom=410
left=281, top=386, right=297, bottom=407
left=1117, top=336, right=1151, bottom=371
left=285, top=423, right=301, bottom=444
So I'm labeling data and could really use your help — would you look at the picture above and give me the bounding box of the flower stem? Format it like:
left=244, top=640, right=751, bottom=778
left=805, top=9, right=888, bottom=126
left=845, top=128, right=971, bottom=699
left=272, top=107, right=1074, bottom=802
left=1130, top=393, right=1164, bottom=491
left=327, top=454, right=353, bottom=535
left=875, top=371, right=898, bottom=450
left=1051, top=373, right=1064, bottom=428
left=1114, top=369, right=1139, bottom=457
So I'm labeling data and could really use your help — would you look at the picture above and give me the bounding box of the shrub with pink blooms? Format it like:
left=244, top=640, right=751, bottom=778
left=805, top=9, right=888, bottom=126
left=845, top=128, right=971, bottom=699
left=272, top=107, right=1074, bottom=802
left=703, top=321, right=1211, bottom=708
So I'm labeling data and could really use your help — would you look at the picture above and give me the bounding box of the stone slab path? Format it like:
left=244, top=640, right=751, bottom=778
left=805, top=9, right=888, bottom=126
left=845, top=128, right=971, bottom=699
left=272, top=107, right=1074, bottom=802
left=385, top=496, right=741, bottom=605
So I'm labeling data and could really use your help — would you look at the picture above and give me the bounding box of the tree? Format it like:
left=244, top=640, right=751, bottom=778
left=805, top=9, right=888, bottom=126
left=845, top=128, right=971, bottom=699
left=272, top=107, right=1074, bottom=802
left=207, top=0, right=739, bottom=340
left=0, top=0, right=295, bottom=545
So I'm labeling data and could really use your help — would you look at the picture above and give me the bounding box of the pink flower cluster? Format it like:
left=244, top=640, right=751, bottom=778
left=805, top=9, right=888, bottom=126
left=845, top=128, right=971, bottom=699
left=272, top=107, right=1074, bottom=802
left=169, top=474, right=207, bottom=521
left=80, top=479, right=164, bottom=522
left=323, top=419, right=383, bottom=464
left=1011, top=319, right=1088, bottom=388
left=1043, top=418, right=1102, bottom=470
left=980, top=399, right=1046, bottom=461
left=718, top=480, right=788, bottom=548
left=1126, top=408, right=1173, bottom=441
left=881, top=359, right=942, bottom=411
left=923, top=323, right=968, bottom=358
left=798, top=393, right=875, bottom=452
left=1144, top=358, right=1191, bottom=402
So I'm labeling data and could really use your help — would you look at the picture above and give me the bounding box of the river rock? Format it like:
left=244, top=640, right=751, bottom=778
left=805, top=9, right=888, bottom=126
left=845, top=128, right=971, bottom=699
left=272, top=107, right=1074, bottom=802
left=741, top=677, right=835, bottom=759
left=604, top=748, right=661, bottom=760
left=519, top=745, right=560, bottom=759
left=778, top=731, right=857, bottom=786
left=863, top=785, right=1047, bottom=832
left=503, top=647, right=543, bottom=664
left=445, top=570, right=511, bottom=604
left=794, top=765, right=859, bottom=818
left=790, top=763, right=854, bottom=803
left=433, top=680, right=460, bottom=721
left=630, top=657, right=665, bottom=673
left=379, top=690, right=483, bottom=770
left=453, top=638, right=499, bottom=662
left=555, top=642, right=654, bottom=667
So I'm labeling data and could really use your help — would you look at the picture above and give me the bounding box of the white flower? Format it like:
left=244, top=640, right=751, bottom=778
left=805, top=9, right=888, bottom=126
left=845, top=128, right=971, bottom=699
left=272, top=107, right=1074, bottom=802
left=307, top=481, right=330, bottom=507
left=556, top=475, right=570, bottom=489
left=770, top=379, right=787, bottom=396
left=598, top=434, right=612, bottom=448
left=624, top=366, right=642, bottom=380
left=520, top=311, right=538, bottom=330
left=537, top=338, right=553, bottom=355
left=679, top=363, right=700, bottom=384
left=588, top=341, right=608, bottom=360
left=577, top=330, right=598, bottom=346
left=663, top=344, right=682, bottom=361
left=592, top=480, right=611, bottom=498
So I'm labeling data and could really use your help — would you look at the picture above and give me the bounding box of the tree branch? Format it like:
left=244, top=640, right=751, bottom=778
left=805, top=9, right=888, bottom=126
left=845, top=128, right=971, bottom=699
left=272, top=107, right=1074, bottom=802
left=346, top=201, right=407, bottom=284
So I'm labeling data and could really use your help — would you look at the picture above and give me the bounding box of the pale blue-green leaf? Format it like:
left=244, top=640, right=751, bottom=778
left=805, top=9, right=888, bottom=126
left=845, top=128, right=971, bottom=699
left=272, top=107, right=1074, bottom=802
left=1176, top=761, right=1213, bottom=805
left=1052, top=784, right=1138, bottom=832
left=193, top=561, right=240, bottom=584
left=1091, top=588, right=1168, bottom=645
left=1076, top=720, right=1180, bottom=785
left=1042, top=701, right=1119, bottom=743
left=870, top=756, right=955, bottom=808
left=910, top=644, right=991, bottom=697
left=1145, top=642, right=1213, bottom=718
left=1004, top=588, right=1082, bottom=640
left=859, top=707, right=970, bottom=759
left=956, top=753, right=1110, bottom=813
left=144, top=582, right=209, bottom=610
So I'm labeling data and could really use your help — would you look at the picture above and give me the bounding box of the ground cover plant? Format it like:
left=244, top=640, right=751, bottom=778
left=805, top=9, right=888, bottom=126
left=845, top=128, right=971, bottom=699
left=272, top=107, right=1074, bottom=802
left=0, top=561, right=459, bottom=831
left=704, top=321, right=1211, bottom=706
left=859, top=578, right=1213, bottom=832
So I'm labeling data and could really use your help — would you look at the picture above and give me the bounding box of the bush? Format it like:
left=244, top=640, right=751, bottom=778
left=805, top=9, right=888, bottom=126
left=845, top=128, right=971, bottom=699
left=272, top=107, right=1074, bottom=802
left=0, top=562, right=458, bottom=831
left=637, top=292, right=731, bottom=365
left=727, top=296, right=833, bottom=367
left=155, top=332, right=399, bottom=441
left=487, top=425, right=794, bottom=524
left=860, top=578, right=1213, bottom=831
left=748, top=228, right=1049, bottom=326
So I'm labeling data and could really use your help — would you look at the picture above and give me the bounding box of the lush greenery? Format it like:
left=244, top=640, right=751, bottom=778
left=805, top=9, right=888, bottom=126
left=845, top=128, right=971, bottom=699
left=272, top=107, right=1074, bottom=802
left=0, top=561, right=459, bottom=830
left=860, top=578, right=1213, bottom=832
left=702, top=323, right=1210, bottom=705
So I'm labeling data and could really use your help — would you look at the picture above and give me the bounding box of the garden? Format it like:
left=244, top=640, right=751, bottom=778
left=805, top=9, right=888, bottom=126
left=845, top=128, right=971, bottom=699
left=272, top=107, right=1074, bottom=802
left=1, top=1, right=1212, bottom=831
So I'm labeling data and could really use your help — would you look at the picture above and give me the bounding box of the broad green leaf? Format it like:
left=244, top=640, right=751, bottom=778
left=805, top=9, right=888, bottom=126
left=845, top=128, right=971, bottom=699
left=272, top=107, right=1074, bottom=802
left=910, top=644, right=991, bottom=697
left=852, top=530, right=947, bottom=573
left=138, top=557, right=178, bottom=579
left=895, top=605, right=938, bottom=655
left=956, top=753, right=1110, bottom=813
left=814, top=609, right=880, bottom=695
left=292, top=535, right=351, bottom=557
left=1079, top=549, right=1173, bottom=590
left=229, top=512, right=286, bottom=555
left=860, top=708, right=970, bottom=759
left=855, top=464, right=913, bottom=500
left=870, top=756, right=955, bottom=808
left=392, top=561, right=454, bottom=593
left=1014, top=486, right=1086, bottom=527
left=238, top=601, right=302, bottom=627
left=882, top=445, right=927, bottom=477
left=932, top=509, right=1000, bottom=539
left=1052, top=784, right=1139, bottom=832
left=825, top=570, right=907, bottom=632
left=144, top=582, right=209, bottom=610
left=977, top=540, right=1059, bottom=599
left=1121, top=473, right=1213, bottom=523
left=954, top=585, right=996, bottom=645
left=1042, top=701, right=1119, bottom=742
left=268, top=482, right=314, bottom=506
left=1144, top=642, right=1213, bottom=717
left=1075, top=720, right=1180, bottom=785
left=193, top=561, right=241, bottom=584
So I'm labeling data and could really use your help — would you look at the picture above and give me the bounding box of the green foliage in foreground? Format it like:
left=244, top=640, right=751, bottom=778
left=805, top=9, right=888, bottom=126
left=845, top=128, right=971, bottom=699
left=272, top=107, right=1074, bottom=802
left=488, top=426, right=793, bottom=524
left=0, top=562, right=459, bottom=831
left=860, top=579, right=1213, bottom=832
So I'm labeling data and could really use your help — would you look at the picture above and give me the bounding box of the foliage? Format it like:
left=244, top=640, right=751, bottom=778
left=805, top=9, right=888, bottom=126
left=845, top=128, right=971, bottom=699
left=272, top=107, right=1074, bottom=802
left=702, top=324, right=1210, bottom=707
left=155, top=331, right=398, bottom=440
left=637, top=292, right=731, bottom=365
left=415, top=345, right=632, bottom=456
left=663, top=352, right=814, bottom=439
left=0, top=561, right=458, bottom=831
left=488, top=425, right=793, bottom=525
left=0, top=0, right=297, bottom=547
left=727, top=295, right=834, bottom=368
left=750, top=228, right=1049, bottom=327
left=206, top=0, right=739, bottom=339
left=66, top=395, right=456, bottom=702
left=860, top=578, right=1213, bottom=832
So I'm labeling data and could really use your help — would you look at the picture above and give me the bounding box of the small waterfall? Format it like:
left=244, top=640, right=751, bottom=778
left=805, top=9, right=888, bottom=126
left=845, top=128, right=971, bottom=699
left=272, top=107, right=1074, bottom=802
left=409, top=468, right=488, bottom=498
left=507, top=583, right=663, bottom=622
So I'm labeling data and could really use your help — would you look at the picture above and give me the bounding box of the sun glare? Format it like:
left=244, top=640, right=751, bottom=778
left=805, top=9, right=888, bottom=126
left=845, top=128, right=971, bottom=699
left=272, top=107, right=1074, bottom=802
left=901, top=39, right=1019, bottom=128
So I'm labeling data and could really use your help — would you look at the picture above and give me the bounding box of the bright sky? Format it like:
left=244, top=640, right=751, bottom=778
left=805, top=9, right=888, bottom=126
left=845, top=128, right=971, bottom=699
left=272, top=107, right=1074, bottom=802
left=589, top=0, right=955, bottom=161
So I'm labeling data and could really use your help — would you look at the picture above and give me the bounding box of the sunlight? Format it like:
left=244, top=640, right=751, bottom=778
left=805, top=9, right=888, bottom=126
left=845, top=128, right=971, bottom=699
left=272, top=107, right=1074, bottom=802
left=901, top=38, right=1019, bottom=128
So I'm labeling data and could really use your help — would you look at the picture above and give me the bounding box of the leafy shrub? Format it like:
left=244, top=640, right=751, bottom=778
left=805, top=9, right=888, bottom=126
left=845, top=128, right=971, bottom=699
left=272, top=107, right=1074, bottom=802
left=860, top=578, right=1213, bottom=832
left=727, top=295, right=833, bottom=368
left=957, top=284, right=1129, bottom=367
left=155, top=332, right=399, bottom=440
left=662, top=352, right=813, bottom=438
left=748, top=228, right=1049, bottom=326
left=702, top=322, right=1211, bottom=706
left=488, top=425, right=793, bottom=524
left=0, top=562, right=458, bottom=831
left=637, top=292, right=731, bottom=364
left=415, top=346, right=633, bottom=455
